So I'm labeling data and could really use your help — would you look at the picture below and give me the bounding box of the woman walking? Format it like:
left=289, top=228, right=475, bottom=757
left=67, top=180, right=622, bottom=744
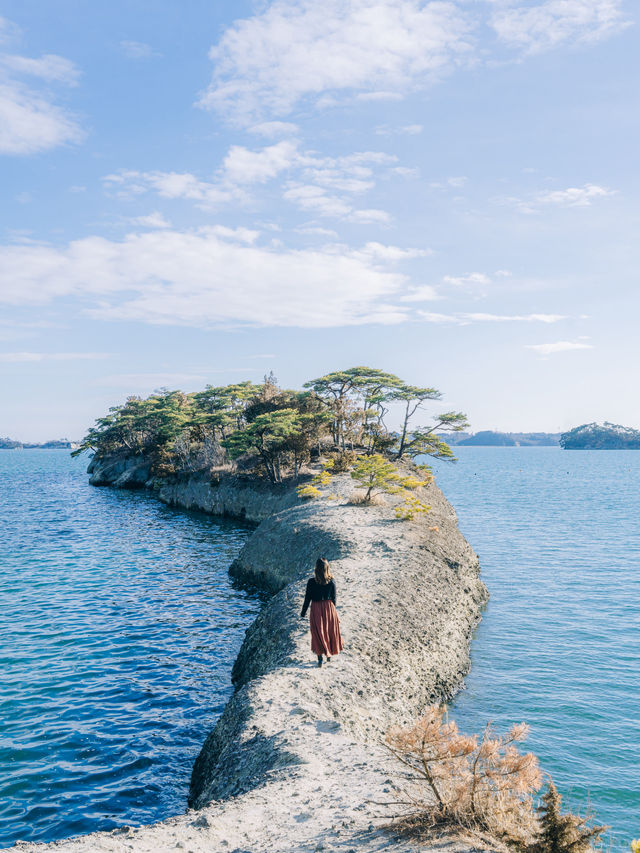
left=301, top=557, right=344, bottom=667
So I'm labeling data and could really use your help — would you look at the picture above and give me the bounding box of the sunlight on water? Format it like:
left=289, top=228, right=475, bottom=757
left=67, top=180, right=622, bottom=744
left=0, top=451, right=259, bottom=847
left=433, top=447, right=640, bottom=851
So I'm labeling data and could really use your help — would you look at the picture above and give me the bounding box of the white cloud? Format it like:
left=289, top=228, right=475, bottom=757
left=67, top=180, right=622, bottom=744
left=284, top=183, right=352, bottom=218
left=249, top=121, right=299, bottom=137
left=391, top=166, right=421, bottom=179
left=130, top=211, right=172, bottom=229
left=497, top=182, right=616, bottom=213
left=401, top=285, right=439, bottom=302
left=197, top=0, right=630, bottom=126
left=0, top=17, right=83, bottom=155
left=464, top=312, right=565, bottom=323
left=491, top=0, right=631, bottom=55
left=0, top=228, right=417, bottom=328
left=120, top=41, right=161, bottom=60
left=349, top=208, right=392, bottom=224
left=103, top=169, right=237, bottom=208
left=1, top=53, right=80, bottom=84
left=199, top=0, right=474, bottom=122
left=359, top=242, right=429, bottom=261
left=536, top=183, right=615, bottom=207
left=295, top=225, right=339, bottom=238
left=418, top=311, right=566, bottom=324
left=222, top=140, right=298, bottom=183
left=418, top=311, right=467, bottom=324
left=104, top=145, right=398, bottom=220
left=430, top=175, right=468, bottom=189
left=443, top=272, right=491, bottom=287
left=525, top=340, right=593, bottom=354
left=284, top=183, right=392, bottom=223
left=375, top=123, right=423, bottom=136
left=0, top=351, right=109, bottom=362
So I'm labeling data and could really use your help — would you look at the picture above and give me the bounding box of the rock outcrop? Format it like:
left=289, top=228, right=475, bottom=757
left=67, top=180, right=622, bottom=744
left=22, top=457, right=490, bottom=853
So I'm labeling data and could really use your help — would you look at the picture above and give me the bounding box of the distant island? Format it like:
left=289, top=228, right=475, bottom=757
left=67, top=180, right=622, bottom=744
left=444, top=431, right=560, bottom=447
left=560, top=422, right=640, bottom=449
left=0, top=437, right=75, bottom=449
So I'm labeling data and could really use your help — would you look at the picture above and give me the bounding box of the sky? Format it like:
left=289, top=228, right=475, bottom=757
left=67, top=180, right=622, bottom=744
left=0, top=0, right=638, bottom=442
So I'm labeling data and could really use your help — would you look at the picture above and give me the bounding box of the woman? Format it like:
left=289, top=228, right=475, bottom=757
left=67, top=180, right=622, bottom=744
left=301, top=557, right=344, bottom=667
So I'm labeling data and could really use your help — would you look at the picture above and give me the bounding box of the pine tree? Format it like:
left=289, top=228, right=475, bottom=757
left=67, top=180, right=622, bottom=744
left=535, top=780, right=606, bottom=853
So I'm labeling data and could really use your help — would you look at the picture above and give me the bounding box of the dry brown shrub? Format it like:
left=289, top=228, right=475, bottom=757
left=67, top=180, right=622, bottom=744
left=328, top=449, right=357, bottom=472
left=385, top=705, right=542, bottom=847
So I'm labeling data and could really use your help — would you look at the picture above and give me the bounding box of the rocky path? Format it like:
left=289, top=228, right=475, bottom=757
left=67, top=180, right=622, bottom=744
left=18, top=469, right=492, bottom=853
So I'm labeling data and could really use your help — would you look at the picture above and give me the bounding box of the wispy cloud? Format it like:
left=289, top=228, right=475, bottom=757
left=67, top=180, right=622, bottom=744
left=525, top=340, right=593, bottom=354
left=198, top=1, right=629, bottom=124
left=490, top=0, right=631, bottom=55
left=249, top=121, right=299, bottom=138
left=418, top=311, right=566, bottom=325
left=120, top=40, right=161, bottom=60
left=374, top=123, right=423, bottom=136
left=430, top=176, right=468, bottom=189
left=0, top=351, right=109, bottom=362
left=0, top=228, right=422, bottom=328
left=104, top=144, right=399, bottom=222
left=198, top=0, right=474, bottom=122
left=129, top=211, right=172, bottom=229
left=536, top=184, right=615, bottom=207
left=103, top=169, right=238, bottom=208
left=496, top=183, right=616, bottom=213
left=443, top=271, right=490, bottom=287
left=0, top=17, right=84, bottom=155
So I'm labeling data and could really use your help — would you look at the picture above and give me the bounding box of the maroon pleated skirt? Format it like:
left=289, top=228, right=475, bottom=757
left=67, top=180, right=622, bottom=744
left=309, top=600, right=344, bottom=656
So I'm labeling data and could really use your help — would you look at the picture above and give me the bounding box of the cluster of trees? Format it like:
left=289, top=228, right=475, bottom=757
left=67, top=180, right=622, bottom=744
left=74, top=367, right=468, bottom=484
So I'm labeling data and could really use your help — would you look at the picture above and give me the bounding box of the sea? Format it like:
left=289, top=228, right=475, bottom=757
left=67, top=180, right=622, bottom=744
left=0, top=450, right=259, bottom=847
left=0, top=447, right=638, bottom=849
left=435, top=447, right=639, bottom=850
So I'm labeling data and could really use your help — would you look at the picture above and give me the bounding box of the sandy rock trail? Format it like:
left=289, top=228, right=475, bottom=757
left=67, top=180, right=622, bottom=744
left=19, top=469, right=492, bottom=853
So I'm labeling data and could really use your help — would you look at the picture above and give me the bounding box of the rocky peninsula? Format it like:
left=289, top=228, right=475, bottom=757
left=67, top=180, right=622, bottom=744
left=17, top=451, right=489, bottom=853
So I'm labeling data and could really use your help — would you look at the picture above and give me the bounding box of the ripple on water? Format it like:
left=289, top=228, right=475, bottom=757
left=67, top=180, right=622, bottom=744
left=0, top=451, right=260, bottom=847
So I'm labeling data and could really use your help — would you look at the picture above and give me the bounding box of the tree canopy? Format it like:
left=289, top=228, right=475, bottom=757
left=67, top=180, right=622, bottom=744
left=74, top=367, right=467, bottom=483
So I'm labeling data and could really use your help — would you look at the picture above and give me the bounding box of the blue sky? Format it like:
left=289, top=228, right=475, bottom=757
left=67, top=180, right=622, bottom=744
left=0, top=0, right=637, bottom=441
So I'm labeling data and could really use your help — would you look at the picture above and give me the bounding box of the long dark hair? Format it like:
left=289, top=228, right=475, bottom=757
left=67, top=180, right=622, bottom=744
left=314, top=557, right=333, bottom=585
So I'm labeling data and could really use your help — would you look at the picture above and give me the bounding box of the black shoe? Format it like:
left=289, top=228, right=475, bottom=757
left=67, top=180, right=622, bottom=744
left=326, top=657, right=331, bottom=663
left=317, top=656, right=323, bottom=667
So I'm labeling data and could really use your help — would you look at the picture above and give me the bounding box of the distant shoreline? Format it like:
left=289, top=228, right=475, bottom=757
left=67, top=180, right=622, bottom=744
left=0, top=440, right=78, bottom=450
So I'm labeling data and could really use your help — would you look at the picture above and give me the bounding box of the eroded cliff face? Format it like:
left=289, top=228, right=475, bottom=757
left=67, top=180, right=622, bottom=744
left=27, top=455, right=489, bottom=853
left=88, top=454, right=298, bottom=524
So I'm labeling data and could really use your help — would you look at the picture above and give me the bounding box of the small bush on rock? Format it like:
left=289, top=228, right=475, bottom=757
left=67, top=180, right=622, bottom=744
left=532, top=780, right=606, bottom=853
left=349, top=454, right=431, bottom=520
left=296, top=463, right=334, bottom=500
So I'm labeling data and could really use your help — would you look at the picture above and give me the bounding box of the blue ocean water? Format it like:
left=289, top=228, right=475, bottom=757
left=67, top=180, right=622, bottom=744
left=433, top=447, right=640, bottom=850
left=0, top=451, right=259, bottom=848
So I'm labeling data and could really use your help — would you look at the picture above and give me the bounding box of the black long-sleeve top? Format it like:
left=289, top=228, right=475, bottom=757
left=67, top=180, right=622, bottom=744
left=301, top=577, right=336, bottom=617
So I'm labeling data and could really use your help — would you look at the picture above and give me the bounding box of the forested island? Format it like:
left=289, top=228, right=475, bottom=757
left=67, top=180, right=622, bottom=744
left=0, top=438, right=75, bottom=449
left=73, top=367, right=468, bottom=482
left=560, top=422, right=640, bottom=449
